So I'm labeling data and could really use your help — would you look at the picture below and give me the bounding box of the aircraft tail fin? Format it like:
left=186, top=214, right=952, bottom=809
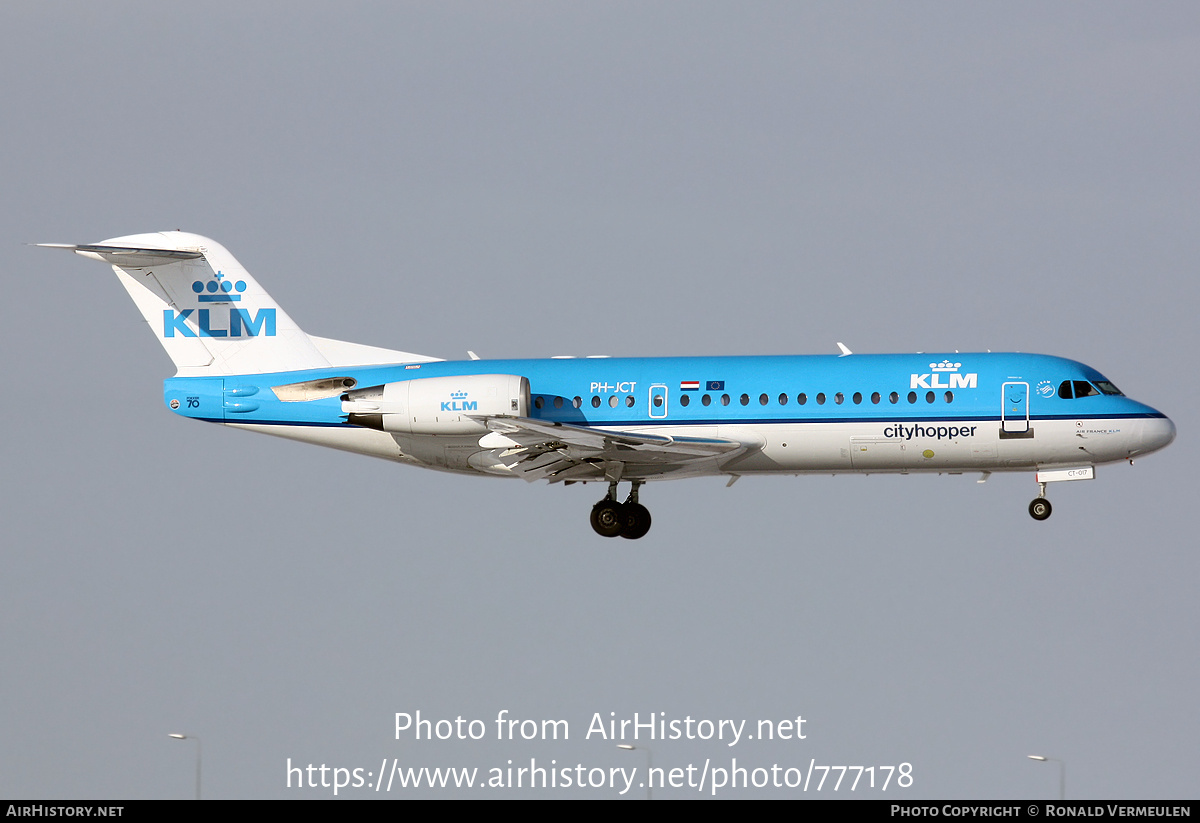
left=41, top=231, right=435, bottom=376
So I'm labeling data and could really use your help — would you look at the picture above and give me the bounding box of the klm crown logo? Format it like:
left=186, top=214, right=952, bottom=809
left=441, top=391, right=477, bottom=412
left=165, top=270, right=276, bottom=338
left=910, top=360, right=978, bottom=390
left=192, top=271, right=247, bottom=302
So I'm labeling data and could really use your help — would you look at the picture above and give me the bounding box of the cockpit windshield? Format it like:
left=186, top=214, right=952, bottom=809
left=1058, top=379, right=1123, bottom=399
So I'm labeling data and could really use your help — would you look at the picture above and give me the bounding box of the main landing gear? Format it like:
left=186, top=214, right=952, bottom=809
left=590, top=480, right=652, bottom=539
left=1028, top=481, right=1052, bottom=521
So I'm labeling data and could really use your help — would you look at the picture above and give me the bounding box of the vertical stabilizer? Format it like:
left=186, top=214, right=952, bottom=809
left=44, top=231, right=332, bottom=376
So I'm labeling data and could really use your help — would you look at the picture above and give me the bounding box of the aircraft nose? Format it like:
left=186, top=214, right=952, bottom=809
left=1137, top=415, right=1176, bottom=456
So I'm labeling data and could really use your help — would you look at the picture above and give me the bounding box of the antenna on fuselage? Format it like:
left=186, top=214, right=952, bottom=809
left=836, top=342, right=852, bottom=357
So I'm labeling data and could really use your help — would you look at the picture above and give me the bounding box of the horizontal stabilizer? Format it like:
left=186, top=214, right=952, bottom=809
left=38, top=243, right=204, bottom=265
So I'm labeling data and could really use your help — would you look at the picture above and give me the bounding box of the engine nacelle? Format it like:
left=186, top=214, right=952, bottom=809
left=341, top=374, right=530, bottom=435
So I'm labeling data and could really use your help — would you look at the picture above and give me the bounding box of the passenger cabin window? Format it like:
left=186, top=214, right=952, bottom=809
left=680, top=394, right=690, bottom=407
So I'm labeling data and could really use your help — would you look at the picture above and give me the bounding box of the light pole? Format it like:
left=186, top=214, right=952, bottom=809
left=1027, top=755, right=1064, bottom=800
left=617, top=744, right=653, bottom=800
left=169, top=733, right=202, bottom=800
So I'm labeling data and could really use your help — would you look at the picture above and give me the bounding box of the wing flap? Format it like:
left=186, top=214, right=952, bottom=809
left=473, top=416, right=753, bottom=482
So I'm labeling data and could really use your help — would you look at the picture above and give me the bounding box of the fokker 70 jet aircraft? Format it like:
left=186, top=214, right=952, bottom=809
left=42, top=232, right=1175, bottom=539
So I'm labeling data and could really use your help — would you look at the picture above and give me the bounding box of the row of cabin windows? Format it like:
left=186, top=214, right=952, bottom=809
left=531, top=390, right=956, bottom=411
left=679, top=390, right=955, bottom=406
left=530, top=382, right=1123, bottom=410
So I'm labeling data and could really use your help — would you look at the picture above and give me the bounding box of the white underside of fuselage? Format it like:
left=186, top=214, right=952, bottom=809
left=226, top=416, right=1161, bottom=481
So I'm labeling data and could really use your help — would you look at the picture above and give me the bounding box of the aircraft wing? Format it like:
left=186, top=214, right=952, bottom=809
left=474, top=416, right=753, bottom=482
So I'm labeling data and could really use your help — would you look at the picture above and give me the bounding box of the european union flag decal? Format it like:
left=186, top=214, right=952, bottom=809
left=706, top=380, right=725, bottom=391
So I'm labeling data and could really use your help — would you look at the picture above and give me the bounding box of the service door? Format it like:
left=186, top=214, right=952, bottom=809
left=1001, top=382, right=1029, bottom=433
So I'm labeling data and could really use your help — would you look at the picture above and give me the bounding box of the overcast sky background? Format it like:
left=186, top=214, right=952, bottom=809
left=3, top=2, right=1197, bottom=799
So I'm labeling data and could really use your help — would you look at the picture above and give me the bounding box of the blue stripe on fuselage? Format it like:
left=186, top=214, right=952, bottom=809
left=163, top=352, right=1166, bottom=427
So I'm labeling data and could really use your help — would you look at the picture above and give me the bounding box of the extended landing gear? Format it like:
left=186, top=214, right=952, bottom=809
left=620, top=502, right=652, bottom=540
left=590, top=481, right=652, bottom=539
left=1025, top=467, right=1094, bottom=521
left=1028, top=497, right=1053, bottom=521
left=589, top=499, right=623, bottom=537
left=1028, top=481, right=1052, bottom=521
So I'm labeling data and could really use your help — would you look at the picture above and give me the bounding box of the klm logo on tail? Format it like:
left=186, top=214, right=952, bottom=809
left=163, top=308, right=277, bottom=338
left=192, top=271, right=246, bottom=302
left=162, top=270, right=277, bottom=338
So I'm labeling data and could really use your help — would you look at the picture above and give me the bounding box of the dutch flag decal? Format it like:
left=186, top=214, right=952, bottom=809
left=680, top=380, right=700, bottom=391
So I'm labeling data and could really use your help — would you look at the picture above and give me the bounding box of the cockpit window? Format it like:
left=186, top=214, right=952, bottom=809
left=1059, top=379, right=1112, bottom=400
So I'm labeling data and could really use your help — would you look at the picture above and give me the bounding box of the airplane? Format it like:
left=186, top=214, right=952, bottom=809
left=40, top=231, right=1175, bottom=539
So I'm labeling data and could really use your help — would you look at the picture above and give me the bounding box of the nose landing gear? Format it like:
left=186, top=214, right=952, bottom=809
left=1028, top=497, right=1053, bottom=521
left=1028, top=481, right=1052, bottom=521
left=590, top=480, right=652, bottom=539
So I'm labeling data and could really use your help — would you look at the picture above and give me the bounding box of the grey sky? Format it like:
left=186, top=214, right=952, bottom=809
left=2, top=2, right=1197, bottom=798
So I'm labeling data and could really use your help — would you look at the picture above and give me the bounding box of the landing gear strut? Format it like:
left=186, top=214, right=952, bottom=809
left=590, top=480, right=652, bottom=539
left=1028, top=482, right=1052, bottom=521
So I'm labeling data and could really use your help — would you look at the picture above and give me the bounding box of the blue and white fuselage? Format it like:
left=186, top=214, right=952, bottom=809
left=44, top=232, right=1175, bottom=538
left=164, top=354, right=1172, bottom=477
